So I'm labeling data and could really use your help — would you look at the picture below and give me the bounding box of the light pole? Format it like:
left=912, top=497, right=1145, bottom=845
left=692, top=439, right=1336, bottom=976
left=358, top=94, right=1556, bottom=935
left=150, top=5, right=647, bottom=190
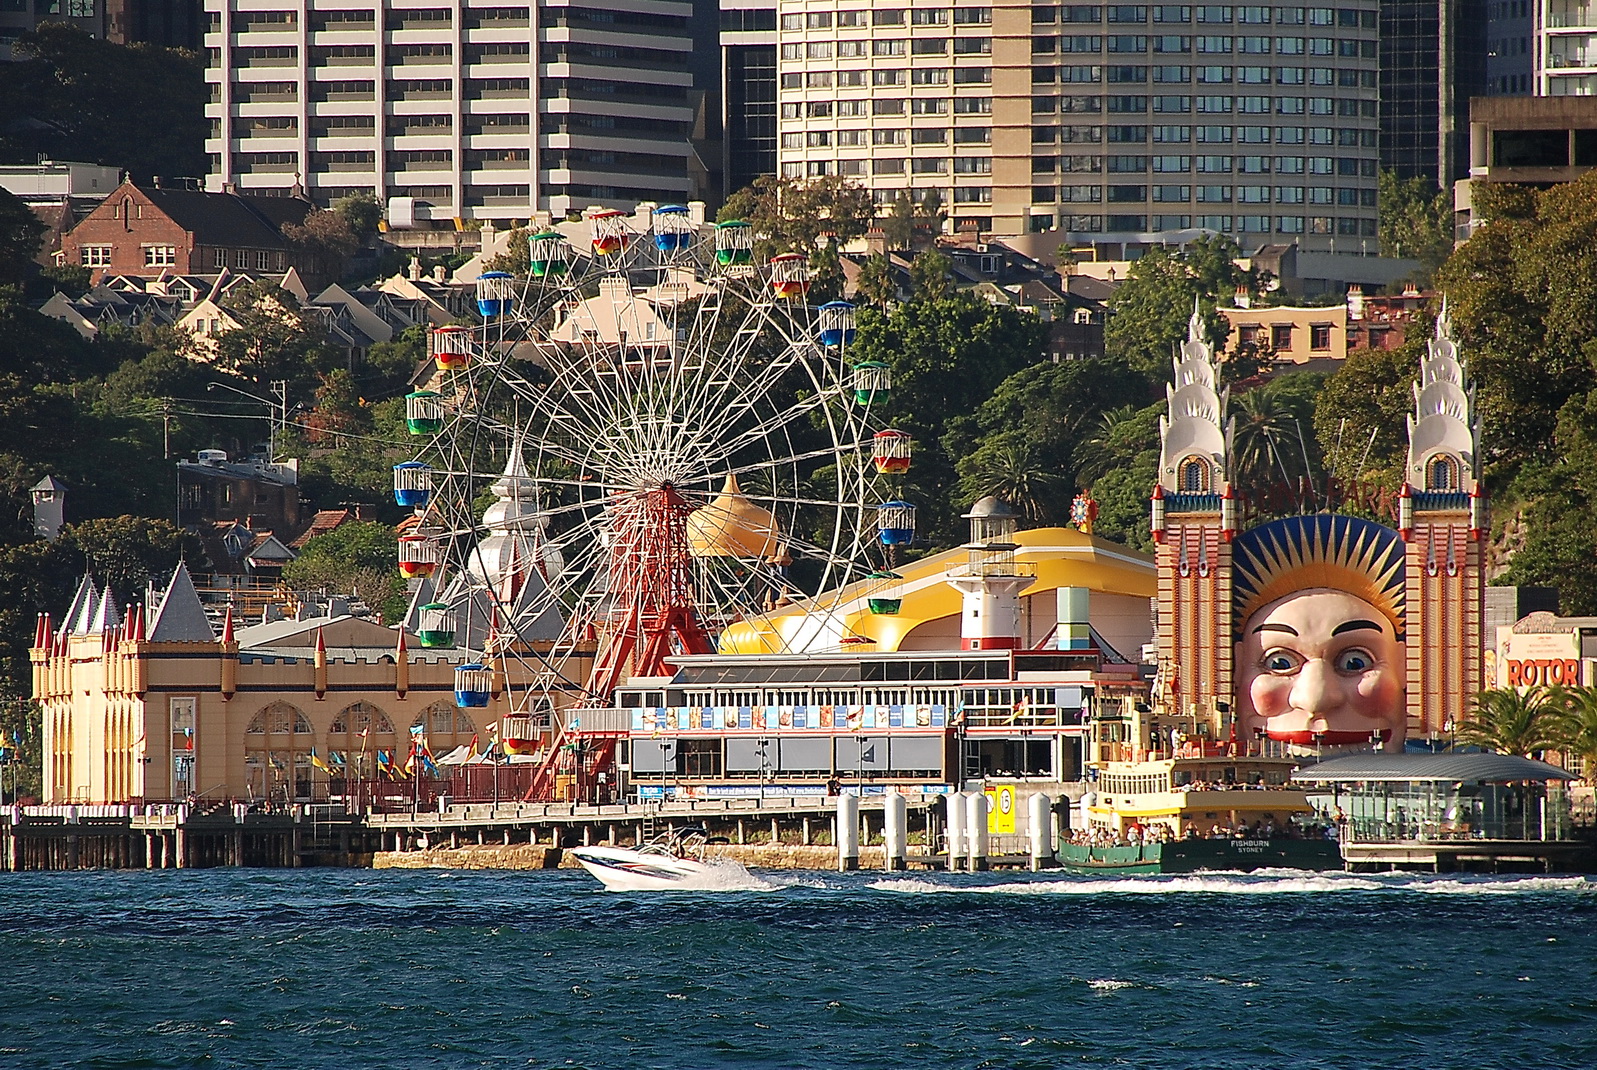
left=207, top=380, right=288, bottom=462
left=756, top=737, right=769, bottom=806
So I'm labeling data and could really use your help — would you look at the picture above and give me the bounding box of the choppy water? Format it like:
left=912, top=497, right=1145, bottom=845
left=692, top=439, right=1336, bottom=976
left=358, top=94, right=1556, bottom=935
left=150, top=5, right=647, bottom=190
left=1, top=866, right=1594, bottom=1069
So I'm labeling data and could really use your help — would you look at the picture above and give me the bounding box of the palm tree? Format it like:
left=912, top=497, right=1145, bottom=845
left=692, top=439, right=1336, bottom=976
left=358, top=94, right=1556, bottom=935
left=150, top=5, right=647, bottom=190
left=1456, top=686, right=1566, bottom=758
left=1229, top=381, right=1302, bottom=490
left=1553, top=685, right=1597, bottom=782
left=1074, top=404, right=1142, bottom=484
left=968, top=443, right=1058, bottom=524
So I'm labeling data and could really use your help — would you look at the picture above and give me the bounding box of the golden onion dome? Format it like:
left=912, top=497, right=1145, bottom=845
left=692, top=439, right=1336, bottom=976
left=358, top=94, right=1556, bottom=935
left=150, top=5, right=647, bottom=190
left=687, top=474, right=780, bottom=559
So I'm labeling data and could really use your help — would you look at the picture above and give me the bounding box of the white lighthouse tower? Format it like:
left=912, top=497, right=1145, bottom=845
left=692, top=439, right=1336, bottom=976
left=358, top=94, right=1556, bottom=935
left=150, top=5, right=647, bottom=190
left=946, top=496, right=1034, bottom=650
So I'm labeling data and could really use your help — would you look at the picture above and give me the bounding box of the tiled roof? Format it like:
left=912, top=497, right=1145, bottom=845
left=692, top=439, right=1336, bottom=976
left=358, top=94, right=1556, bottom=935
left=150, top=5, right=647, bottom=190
left=138, top=186, right=313, bottom=249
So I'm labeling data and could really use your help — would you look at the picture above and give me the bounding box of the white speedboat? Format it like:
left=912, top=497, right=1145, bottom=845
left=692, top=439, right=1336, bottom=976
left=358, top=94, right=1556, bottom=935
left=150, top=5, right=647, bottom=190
left=569, top=828, right=719, bottom=891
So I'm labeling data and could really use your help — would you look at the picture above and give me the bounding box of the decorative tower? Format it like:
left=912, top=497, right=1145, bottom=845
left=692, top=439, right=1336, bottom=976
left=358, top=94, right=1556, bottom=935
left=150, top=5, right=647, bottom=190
left=946, top=496, right=1033, bottom=650
left=1152, top=305, right=1237, bottom=718
left=1400, top=306, right=1486, bottom=739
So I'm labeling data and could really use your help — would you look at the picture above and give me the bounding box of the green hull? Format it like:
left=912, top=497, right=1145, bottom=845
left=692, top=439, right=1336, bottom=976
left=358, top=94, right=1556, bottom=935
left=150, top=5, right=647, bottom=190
left=1057, top=838, right=1341, bottom=875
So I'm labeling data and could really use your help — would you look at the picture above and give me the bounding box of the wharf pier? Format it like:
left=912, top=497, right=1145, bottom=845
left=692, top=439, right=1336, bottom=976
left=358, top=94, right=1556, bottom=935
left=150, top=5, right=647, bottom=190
left=0, top=796, right=966, bottom=873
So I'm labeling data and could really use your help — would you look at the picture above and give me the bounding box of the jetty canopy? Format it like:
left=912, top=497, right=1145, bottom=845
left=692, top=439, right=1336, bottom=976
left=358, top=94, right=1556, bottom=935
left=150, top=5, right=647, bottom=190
left=1292, top=753, right=1578, bottom=784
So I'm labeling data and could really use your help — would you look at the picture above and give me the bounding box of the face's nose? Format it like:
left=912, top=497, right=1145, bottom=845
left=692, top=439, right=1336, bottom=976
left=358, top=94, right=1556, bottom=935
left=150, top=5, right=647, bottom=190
left=1289, top=658, right=1347, bottom=723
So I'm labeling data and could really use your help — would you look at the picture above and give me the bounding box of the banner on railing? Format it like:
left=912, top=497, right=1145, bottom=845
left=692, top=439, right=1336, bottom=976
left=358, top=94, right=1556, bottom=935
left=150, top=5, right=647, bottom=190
left=630, top=704, right=949, bottom=735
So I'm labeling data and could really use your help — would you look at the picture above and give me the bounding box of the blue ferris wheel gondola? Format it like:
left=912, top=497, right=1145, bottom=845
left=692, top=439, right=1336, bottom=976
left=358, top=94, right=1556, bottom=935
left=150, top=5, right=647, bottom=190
left=817, top=301, right=857, bottom=347
left=393, top=461, right=433, bottom=509
left=653, top=204, right=693, bottom=252
left=476, top=271, right=515, bottom=318
left=454, top=663, right=492, bottom=708
left=876, top=500, right=917, bottom=547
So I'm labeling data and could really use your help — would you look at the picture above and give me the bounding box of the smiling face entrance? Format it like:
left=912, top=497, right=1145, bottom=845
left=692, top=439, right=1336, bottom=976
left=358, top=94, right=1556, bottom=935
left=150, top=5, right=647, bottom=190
left=1236, top=588, right=1406, bottom=750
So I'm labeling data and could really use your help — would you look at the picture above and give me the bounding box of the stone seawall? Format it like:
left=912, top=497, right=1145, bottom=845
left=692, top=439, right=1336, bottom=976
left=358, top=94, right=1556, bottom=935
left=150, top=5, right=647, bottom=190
left=373, top=843, right=943, bottom=871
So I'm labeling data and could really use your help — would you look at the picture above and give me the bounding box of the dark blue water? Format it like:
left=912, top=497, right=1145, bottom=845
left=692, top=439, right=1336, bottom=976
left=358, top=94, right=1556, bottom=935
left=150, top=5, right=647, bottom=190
left=1, top=866, right=1593, bottom=1070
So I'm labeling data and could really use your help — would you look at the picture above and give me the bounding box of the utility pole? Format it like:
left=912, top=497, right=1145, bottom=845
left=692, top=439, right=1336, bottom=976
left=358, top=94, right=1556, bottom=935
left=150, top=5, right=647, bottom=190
left=161, top=400, right=173, bottom=459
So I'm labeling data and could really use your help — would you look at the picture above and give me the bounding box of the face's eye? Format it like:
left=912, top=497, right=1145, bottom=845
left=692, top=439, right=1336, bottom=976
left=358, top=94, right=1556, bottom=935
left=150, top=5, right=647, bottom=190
left=1335, top=648, right=1375, bottom=674
left=1262, top=649, right=1303, bottom=674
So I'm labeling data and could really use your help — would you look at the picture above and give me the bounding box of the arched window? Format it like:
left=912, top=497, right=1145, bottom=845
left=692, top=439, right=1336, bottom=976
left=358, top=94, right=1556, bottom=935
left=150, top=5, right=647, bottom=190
left=1179, top=456, right=1211, bottom=493
left=414, top=702, right=475, bottom=755
left=327, top=701, right=396, bottom=781
left=1427, top=454, right=1459, bottom=491
left=244, top=702, right=315, bottom=803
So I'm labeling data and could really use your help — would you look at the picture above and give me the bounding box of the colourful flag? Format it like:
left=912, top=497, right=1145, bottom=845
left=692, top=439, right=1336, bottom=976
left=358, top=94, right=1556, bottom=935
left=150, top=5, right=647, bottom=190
left=402, top=744, right=416, bottom=776
left=419, top=752, right=441, bottom=778
left=308, top=748, right=332, bottom=774
left=467, top=733, right=480, bottom=760
left=329, top=750, right=346, bottom=769
left=377, top=749, right=394, bottom=779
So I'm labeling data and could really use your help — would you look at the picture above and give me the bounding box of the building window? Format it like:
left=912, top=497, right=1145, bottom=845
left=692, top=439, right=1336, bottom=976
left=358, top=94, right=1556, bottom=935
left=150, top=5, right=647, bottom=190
left=1427, top=455, right=1459, bottom=491
left=1310, top=323, right=1332, bottom=350
left=1270, top=323, right=1293, bottom=348
left=1179, top=456, right=1210, bottom=492
left=143, top=245, right=177, bottom=268
left=80, top=245, right=112, bottom=267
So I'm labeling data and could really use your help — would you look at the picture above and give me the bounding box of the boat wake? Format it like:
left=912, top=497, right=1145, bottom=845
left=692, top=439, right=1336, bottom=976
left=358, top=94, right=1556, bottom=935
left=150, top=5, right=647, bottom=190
left=866, top=872, right=1596, bottom=896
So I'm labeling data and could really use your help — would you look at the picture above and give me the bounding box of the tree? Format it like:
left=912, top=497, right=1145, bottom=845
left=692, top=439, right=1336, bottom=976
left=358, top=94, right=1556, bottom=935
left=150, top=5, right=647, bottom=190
left=211, top=281, right=334, bottom=395
left=1377, top=170, right=1453, bottom=279
left=1231, top=377, right=1319, bottom=490
left=281, top=209, right=361, bottom=285
left=960, top=441, right=1058, bottom=523
left=882, top=191, right=915, bottom=251
left=855, top=253, right=896, bottom=307
left=0, top=23, right=207, bottom=180
left=333, top=192, right=383, bottom=245
left=717, top=174, right=876, bottom=256
left=849, top=292, right=1050, bottom=545
left=282, top=521, right=407, bottom=622
left=908, top=249, right=952, bottom=301
left=1456, top=686, right=1566, bottom=757
left=57, top=517, right=196, bottom=602
left=1103, top=237, right=1262, bottom=377
left=0, top=188, right=44, bottom=287
left=1311, top=337, right=1425, bottom=488
left=1554, top=686, right=1597, bottom=783
left=949, top=359, right=1151, bottom=530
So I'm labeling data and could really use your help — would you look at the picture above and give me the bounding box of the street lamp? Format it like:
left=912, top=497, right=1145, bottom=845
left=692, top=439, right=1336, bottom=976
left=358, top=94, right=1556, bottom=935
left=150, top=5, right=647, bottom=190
left=756, top=737, right=769, bottom=806
left=208, top=380, right=288, bottom=462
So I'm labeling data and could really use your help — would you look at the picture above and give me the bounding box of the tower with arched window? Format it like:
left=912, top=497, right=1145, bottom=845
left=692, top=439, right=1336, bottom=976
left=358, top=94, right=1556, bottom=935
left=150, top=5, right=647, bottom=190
left=1399, top=306, right=1487, bottom=738
left=1151, top=305, right=1238, bottom=719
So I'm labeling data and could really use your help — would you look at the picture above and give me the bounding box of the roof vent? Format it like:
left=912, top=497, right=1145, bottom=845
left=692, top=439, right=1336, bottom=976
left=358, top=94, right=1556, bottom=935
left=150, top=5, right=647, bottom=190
left=197, top=449, right=228, bottom=465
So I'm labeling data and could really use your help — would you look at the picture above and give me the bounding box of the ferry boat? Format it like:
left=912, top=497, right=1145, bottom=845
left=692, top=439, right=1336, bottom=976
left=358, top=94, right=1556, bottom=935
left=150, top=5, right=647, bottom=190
left=1060, top=698, right=1340, bottom=874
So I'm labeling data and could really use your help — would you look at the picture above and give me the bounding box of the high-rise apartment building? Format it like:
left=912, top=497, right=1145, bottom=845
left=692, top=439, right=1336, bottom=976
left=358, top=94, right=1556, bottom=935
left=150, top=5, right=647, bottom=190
left=774, top=2, right=1380, bottom=251
left=202, top=1, right=697, bottom=224
left=1535, top=0, right=1597, bottom=94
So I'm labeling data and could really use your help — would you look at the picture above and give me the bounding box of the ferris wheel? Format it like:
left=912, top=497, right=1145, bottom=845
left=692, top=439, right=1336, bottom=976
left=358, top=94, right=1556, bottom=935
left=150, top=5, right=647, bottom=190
left=391, top=205, right=918, bottom=714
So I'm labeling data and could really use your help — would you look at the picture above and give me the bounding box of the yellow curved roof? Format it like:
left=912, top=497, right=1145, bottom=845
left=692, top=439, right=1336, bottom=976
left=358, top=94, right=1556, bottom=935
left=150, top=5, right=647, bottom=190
left=686, top=474, right=781, bottom=559
left=718, top=526, right=1155, bottom=655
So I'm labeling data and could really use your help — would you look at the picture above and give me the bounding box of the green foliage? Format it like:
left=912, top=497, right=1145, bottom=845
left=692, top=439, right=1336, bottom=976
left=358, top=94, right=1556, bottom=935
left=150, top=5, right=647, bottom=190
left=211, top=281, right=336, bottom=396
left=1458, top=686, right=1566, bottom=757
left=0, top=23, right=207, bottom=180
left=1103, top=236, right=1263, bottom=377
left=717, top=175, right=876, bottom=256
left=333, top=193, right=383, bottom=244
left=947, top=358, right=1153, bottom=525
left=1311, top=336, right=1426, bottom=488
left=0, top=188, right=45, bottom=286
left=361, top=324, right=428, bottom=399
left=882, top=192, right=915, bottom=251
left=484, top=225, right=530, bottom=275
left=38, top=263, right=92, bottom=299
left=854, top=254, right=896, bottom=307
left=282, top=520, right=407, bottom=622
left=58, top=517, right=196, bottom=598
left=1377, top=171, right=1453, bottom=279
left=908, top=249, right=952, bottom=301
left=1230, top=372, right=1325, bottom=491
left=850, top=292, right=1049, bottom=545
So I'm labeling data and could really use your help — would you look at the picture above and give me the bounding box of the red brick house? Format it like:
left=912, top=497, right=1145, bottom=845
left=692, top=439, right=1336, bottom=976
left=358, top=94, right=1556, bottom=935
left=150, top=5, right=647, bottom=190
left=60, top=181, right=317, bottom=283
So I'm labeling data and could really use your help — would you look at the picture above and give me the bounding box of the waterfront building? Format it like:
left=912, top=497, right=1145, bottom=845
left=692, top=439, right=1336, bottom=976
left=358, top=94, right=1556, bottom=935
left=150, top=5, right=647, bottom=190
left=772, top=0, right=1380, bottom=251
left=200, top=0, right=698, bottom=224
left=565, top=513, right=1157, bottom=799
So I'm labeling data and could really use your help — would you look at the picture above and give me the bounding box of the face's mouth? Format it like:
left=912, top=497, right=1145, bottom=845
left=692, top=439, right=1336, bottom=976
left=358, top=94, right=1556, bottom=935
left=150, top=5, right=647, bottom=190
left=1267, top=729, right=1392, bottom=745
